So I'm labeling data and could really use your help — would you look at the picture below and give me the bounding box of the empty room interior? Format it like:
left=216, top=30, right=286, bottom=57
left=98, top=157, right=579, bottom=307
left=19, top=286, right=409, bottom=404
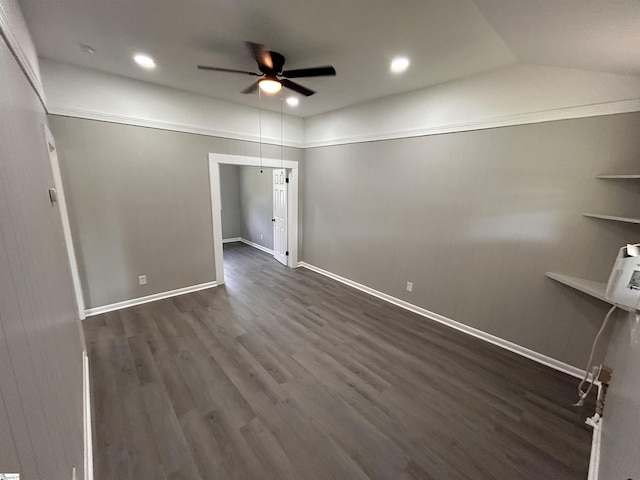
left=2, top=0, right=640, bottom=479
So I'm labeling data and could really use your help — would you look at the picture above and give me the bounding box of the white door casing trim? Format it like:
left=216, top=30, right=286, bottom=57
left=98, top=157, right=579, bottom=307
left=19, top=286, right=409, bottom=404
left=209, top=153, right=299, bottom=285
left=45, top=124, right=86, bottom=320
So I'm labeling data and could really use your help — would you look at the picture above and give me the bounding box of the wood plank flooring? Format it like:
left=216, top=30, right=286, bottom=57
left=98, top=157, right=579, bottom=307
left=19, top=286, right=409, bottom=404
left=84, top=242, right=594, bottom=480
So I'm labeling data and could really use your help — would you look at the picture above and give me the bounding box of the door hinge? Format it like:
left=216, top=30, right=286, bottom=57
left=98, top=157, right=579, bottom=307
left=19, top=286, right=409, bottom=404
left=285, top=251, right=289, bottom=256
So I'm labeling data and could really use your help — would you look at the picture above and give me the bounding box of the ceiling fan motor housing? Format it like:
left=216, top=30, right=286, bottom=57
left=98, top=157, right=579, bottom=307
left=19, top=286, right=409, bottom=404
left=261, top=51, right=285, bottom=74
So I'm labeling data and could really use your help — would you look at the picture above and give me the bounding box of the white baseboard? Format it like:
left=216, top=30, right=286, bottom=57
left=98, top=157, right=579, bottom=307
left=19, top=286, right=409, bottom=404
left=223, top=237, right=241, bottom=243
left=84, top=281, right=217, bottom=317
left=82, top=351, right=93, bottom=480
left=298, top=261, right=585, bottom=379
left=240, top=238, right=274, bottom=255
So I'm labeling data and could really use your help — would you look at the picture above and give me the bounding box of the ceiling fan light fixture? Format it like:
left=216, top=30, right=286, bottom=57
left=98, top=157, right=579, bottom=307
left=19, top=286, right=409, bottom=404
left=259, top=78, right=281, bottom=94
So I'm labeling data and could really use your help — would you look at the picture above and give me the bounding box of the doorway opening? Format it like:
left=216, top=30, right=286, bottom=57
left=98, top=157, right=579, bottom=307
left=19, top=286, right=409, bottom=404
left=208, top=153, right=299, bottom=285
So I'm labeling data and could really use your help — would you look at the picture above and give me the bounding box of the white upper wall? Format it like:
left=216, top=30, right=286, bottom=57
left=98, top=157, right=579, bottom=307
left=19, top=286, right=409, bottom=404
left=40, top=58, right=640, bottom=149
left=40, top=59, right=305, bottom=147
left=304, top=63, right=640, bottom=147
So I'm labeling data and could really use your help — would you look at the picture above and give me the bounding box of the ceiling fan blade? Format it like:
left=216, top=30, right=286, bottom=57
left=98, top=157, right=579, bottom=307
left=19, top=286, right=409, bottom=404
left=241, top=81, right=261, bottom=94
left=282, top=66, right=336, bottom=78
left=246, top=41, right=273, bottom=71
left=198, top=65, right=261, bottom=76
left=281, top=79, right=315, bottom=97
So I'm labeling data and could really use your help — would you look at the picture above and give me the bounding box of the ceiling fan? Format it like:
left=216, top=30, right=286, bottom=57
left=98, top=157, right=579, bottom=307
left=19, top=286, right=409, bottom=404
left=198, top=42, right=336, bottom=97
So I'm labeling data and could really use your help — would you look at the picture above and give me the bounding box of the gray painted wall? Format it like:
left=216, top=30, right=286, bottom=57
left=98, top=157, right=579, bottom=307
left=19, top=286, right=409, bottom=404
left=220, top=164, right=275, bottom=250
left=303, top=112, right=640, bottom=369
left=220, top=164, right=242, bottom=239
left=0, top=38, right=84, bottom=479
left=48, top=115, right=303, bottom=309
left=240, top=166, right=275, bottom=250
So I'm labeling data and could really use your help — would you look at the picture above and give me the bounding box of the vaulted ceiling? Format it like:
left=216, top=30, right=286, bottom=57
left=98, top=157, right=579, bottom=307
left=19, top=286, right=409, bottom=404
left=19, top=0, right=640, bottom=117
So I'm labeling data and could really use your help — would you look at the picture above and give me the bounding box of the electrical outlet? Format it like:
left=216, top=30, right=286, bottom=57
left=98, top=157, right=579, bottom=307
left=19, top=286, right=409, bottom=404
left=138, top=275, right=147, bottom=285
left=260, top=233, right=263, bottom=240
left=406, top=282, right=413, bottom=292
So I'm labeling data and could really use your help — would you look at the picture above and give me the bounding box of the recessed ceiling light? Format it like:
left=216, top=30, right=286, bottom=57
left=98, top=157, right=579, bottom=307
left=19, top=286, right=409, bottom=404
left=286, top=96, right=299, bottom=107
left=134, top=53, right=156, bottom=69
left=390, top=56, right=410, bottom=74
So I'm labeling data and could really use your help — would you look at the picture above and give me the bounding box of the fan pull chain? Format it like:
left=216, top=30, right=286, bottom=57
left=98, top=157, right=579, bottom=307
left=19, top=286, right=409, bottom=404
left=280, top=89, right=284, bottom=172
left=258, top=88, right=263, bottom=173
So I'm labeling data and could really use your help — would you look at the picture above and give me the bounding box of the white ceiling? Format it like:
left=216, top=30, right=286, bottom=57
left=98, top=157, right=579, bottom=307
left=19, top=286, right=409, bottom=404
left=18, top=0, right=640, bottom=118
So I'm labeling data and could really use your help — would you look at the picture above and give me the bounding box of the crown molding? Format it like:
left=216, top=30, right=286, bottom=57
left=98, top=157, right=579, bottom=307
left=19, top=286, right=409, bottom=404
left=47, top=98, right=640, bottom=149
left=0, top=2, right=46, bottom=106
left=304, top=98, right=640, bottom=148
left=47, top=105, right=305, bottom=148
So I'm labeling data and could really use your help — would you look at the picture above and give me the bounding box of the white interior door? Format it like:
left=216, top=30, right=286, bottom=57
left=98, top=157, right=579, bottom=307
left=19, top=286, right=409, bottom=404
left=273, top=169, right=288, bottom=266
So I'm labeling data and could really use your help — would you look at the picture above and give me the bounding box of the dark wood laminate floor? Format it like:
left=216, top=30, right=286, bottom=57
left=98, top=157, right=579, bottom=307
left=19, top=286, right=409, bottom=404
left=85, top=242, right=594, bottom=480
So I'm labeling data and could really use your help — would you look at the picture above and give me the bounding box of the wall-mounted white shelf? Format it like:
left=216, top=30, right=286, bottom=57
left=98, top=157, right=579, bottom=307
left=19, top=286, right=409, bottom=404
left=583, top=213, right=640, bottom=225
left=546, top=174, right=639, bottom=312
left=596, top=174, right=640, bottom=179
left=546, top=272, right=608, bottom=303
left=546, top=272, right=632, bottom=311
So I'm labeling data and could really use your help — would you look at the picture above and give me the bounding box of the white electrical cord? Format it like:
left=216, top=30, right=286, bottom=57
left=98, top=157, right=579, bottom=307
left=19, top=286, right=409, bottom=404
left=574, top=305, right=617, bottom=407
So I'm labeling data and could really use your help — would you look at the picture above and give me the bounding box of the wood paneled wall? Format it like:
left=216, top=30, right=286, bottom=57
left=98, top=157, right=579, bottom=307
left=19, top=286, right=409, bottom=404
left=0, top=38, right=84, bottom=479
